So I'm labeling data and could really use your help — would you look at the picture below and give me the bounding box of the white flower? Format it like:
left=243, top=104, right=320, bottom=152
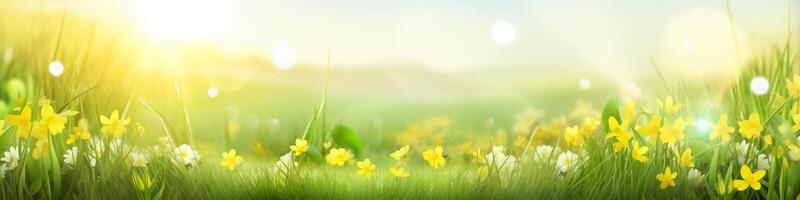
left=1, top=146, right=21, bottom=169
left=159, top=136, right=173, bottom=147
left=486, top=146, right=517, bottom=170
left=737, top=140, right=749, bottom=164
left=789, top=147, right=800, bottom=161
left=687, top=168, right=705, bottom=188
left=131, top=153, right=148, bottom=167
left=534, top=145, right=554, bottom=161
left=757, top=154, right=771, bottom=170
left=0, top=164, right=6, bottom=179
left=271, top=152, right=298, bottom=175
left=173, top=144, right=200, bottom=166
left=63, top=147, right=78, bottom=166
left=556, top=151, right=579, bottom=173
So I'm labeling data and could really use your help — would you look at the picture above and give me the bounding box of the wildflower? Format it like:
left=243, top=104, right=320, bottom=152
left=738, top=112, right=763, bottom=139
left=663, top=96, right=682, bottom=114
left=174, top=144, right=200, bottom=166
left=621, top=97, right=636, bottom=122
left=356, top=159, right=375, bottom=177
left=676, top=148, right=695, bottom=168
left=131, top=171, right=153, bottom=192
left=659, top=118, right=686, bottom=145
left=737, top=140, right=750, bottom=164
left=579, top=117, right=599, bottom=136
left=32, top=140, right=49, bottom=160
left=323, top=142, right=332, bottom=149
left=791, top=104, right=800, bottom=133
left=716, top=178, right=733, bottom=195
left=787, top=143, right=800, bottom=161
left=64, top=147, right=78, bottom=166
left=786, top=74, right=800, bottom=97
left=221, top=149, right=243, bottom=170
left=556, top=151, right=579, bottom=173
left=687, top=168, right=705, bottom=188
left=605, top=116, right=633, bottom=152
left=325, top=148, right=353, bottom=166
left=732, top=165, right=766, bottom=191
left=100, top=110, right=131, bottom=138
left=5, top=105, right=31, bottom=137
left=390, top=167, right=410, bottom=177
left=251, top=142, right=267, bottom=158
left=131, top=153, right=148, bottom=167
left=0, top=165, right=5, bottom=179
left=710, top=114, right=735, bottom=143
left=289, top=138, right=308, bottom=156
left=486, top=146, right=517, bottom=171
left=635, top=115, right=660, bottom=142
left=2, top=146, right=21, bottom=169
left=390, top=145, right=410, bottom=161
left=631, top=141, right=648, bottom=163
left=534, top=145, right=554, bottom=161
left=470, top=148, right=486, bottom=164
left=67, top=119, right=91, bottom=144
left=756, top=154, right=771, bottom=170
left=563, top=125, right=583, bottom=146
left=656, top=167, right=677, bottom=189
left=271, top=152, right=297, bottom=175
left=422, top=145, right=446, bottom=169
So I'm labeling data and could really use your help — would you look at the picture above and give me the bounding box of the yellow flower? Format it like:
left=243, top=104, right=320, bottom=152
left=791, top=104, right=800, bottom=133
left=422, top=145, right=446, bottom=169
left=100, top=110, right=131, bottom=138
left=39, top=103, right=68, bottom=134
left=289, top=138, right=308, bottom=156
left=563, top=125, right=583, bottom=146
left=732, top=165, right=766, bottom=191
left=786, top=74, right=800, bottom=97
left=356, top=159, right=375, bottom=177
left=605, top=116, right=633, bottom=152
left=579, top=117, right=599, bottom=137
left=738, top=112, right=763, bottom=139
left=30, top=121, right=49, bottom=140
left=66, top=119, right=91, bottom=145
left=5, top=105, right=32, bottom=137
left=763, top=135, right=773, bottom=146
left=710, top=114, right=735, bottom=143
left=323, top=142, right=332, bottom=149
left=470, top=148, right=485, bottom=164
left=326, top=148, right=354, bottom=166
left=251, top=142, right=267, bottom=158
left=676, top=148, right=695, bottom=168
left=32, top=140, right=49, bottom=160
left=131, top=171, right=153, bottom=192
left=621, top=97, right=636, bottom=122
left=631, top=141, right=648, bottom=163
left=220, top=149, right=244, bottom=170
left=656, top=167, right=677, bottom=189
left=716, top=178, right=733, bottom=195
left=390, top=145, right=410, bottom=161
left=389, top=167, right=410, bottom=178
left=663, top=96, right=682, bottom=114
left=635, top=115, right=660, bottom=141
left=659, top=118, right=686, bottom=145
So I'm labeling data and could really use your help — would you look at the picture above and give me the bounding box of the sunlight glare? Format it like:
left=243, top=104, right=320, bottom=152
left=271, top=44, right=297, bottom=69
left=491, top=21, right=516, bottom=46
left=135, top=0, right=231, bottom=41
left=49, top=61, right=64, bottom=77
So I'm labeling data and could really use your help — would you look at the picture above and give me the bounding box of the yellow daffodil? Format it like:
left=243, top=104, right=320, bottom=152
left=621, top=97, right=636, bottom=123
left=710, top=114, right=735, bottom=143
left=716, top=178, right=733, bottom=195
left=786, top=74, right=800, bottom=97
left=470, top=148, right=485, bottom=164
left=289, top=138, right=308, bottom=156
left=663, top=96, right=682, bottom=114
left=738, top=112, right=763, bottom=139
left=791, top=104, right=800, bottom=133
left=32, top=140, right=48, bottom=160
left=635, top=115, right=660, bottom=142
left=5, top=105, right=31, bottom=137
left=732, top=165, right=766, bottom=191
left=390, top=145, right=410, bottom=161
left=100, top=110, right=131, bottom=138
left=631, top=141, right=648, bottom=163
left=356, top=159, right=375, bottom=177
left=422, top=145, right=446, bottom=169
left=563, top=125, right=583, bottom=146
left=389, top=167, right=410, bottom=178
left=676, top=148, right=695, bottom=168
left=656, top=167, right=677, bottom=189
left=605, top=116, right=633, bottom=152
left=220, top=149, right=244, bottom=170
left=39, top=103, right=68, bottom=134
left=326, top=148, right=353, bottom=166
left=579, top=117, right=599, bottom=137
left=659, top=118, right=686, bottom=145
left=66, top=119, right=91, bottom=145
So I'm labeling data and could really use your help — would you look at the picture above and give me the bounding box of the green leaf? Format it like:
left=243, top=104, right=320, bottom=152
left=29, top=178, right=42, bottom=196
left=331, top=124, right=363, bottom=157
left=601, top=98, right=621, bottom=132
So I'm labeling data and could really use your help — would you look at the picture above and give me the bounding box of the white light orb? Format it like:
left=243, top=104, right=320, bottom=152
left=579, top=79, right=591, bottom=90
left=683, top=41, right=695, bottom=52
left=696, top=118, right=711, bottom=132
left=49, top=61, right=64, bottom=77
left=491, top=21, right=516, bottom=46
left=271, top=44, right=297, bottom=69
left=750, top=76, right=769, bottom=96
left=207, top=86, right=219, bottom=98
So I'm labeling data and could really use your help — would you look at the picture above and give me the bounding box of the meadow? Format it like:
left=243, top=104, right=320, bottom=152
left=1, top=1, right=800, bottom=199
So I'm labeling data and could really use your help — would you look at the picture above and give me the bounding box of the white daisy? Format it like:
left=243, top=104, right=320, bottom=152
left=1, top=146, right=21, bottom=170
left=486, top=146, right=517, bottom=170
left=173, top=144, right=200, bottom=166
left=63, top=147, right=78, bottom=166
left=131, top=153, right=148, bottom=167
left=556, top=151, right=579, bottom=173
left=534, top=145, right=554, bottom=161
